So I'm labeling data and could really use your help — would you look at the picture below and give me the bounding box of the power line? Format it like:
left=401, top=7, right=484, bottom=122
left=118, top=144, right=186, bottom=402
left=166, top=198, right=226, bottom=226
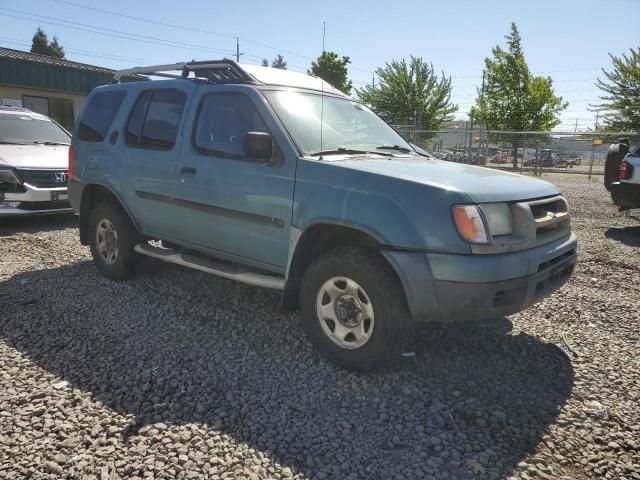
left=52, top=0, right=237, bottom=39
left=48, top=0, right=376, bottom=73
left=0, top=9, right=236, bottom=56
left=0, top=36, right=146, bottom=63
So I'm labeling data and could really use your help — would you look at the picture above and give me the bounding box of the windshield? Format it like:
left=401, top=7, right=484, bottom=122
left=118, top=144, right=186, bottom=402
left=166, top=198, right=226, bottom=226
left=263, top=90, right=414, bottom=156
left=0, top=114, right=71, bottom=145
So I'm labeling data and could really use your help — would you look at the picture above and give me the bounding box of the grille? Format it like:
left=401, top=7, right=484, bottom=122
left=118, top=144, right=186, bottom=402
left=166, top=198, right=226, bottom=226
left=537, top=249, right=575, bottom=273
left=492, top=287, right=524, bottom=308
left=534, top=263, right=574, bottom=297
left=16, top=169, right=68, bottom=188
left=529, top=197, right=570, bottom=244
left=530, top=198, right=567, bottom=219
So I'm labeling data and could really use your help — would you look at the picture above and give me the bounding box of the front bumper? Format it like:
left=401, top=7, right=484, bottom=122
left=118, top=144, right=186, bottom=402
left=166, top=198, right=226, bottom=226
left=0, top=185, right=72, bottom=217
left=383, top=232, right=577, bottom=323
left=611, top=181, right=640, bottom=209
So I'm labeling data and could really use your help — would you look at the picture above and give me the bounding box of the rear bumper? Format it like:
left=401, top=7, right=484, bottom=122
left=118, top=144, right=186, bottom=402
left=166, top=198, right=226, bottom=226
left=383, top=232, right=577, bottom=323
left=611, top=181, right=640, bottom=209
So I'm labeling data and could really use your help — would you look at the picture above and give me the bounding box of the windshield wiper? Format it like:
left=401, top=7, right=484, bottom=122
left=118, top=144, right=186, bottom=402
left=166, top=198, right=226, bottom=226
left=376, top=145, right=412, bottom=153
left=33, top=141, right=71, bottom=146
left=309, top=147, right=386, bottom=158
left=0, top=140, right=28, bottom=145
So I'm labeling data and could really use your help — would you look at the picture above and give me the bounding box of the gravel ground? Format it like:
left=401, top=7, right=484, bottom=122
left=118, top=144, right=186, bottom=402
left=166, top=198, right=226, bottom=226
left=0, top=173, right=638, bottom=480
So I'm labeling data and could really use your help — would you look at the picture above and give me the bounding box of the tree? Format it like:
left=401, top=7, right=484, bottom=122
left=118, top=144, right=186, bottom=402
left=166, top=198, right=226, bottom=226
left=261, top=58, right=269, bottom=67
left=30, top=28, right=65, bottom=58
left=356, top=56, right=456, bottom=137
left=271, top=55, right=287, bottom=70
left=595, top=47, right=640, bottom=131
left=308, top=51, right=353, bottom=95
left=475, top=23, right=567, bottom=167
left=31, top=28, right=49, bottom=55
left=48, top=37, right=65, bottom=58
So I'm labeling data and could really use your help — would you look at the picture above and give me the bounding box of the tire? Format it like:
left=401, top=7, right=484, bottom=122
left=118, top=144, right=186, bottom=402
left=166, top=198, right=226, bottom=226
left=604, top=143, right=629, bottom=192
left=88, top=201, right=141, bottom=280
left=300, top=246, right=414, bottom=371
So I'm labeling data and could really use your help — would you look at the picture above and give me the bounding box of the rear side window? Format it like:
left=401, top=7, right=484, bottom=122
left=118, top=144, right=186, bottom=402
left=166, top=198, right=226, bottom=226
left=194, top=93, right=268, bottom=158
left=126, top=89, right=186, bottom=150
left=78, top=90, right=126, bottom=142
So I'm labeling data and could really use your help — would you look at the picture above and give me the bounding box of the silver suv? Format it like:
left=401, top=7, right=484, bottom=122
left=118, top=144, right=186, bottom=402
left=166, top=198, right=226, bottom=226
left=0, top=106, right=72, bottom=216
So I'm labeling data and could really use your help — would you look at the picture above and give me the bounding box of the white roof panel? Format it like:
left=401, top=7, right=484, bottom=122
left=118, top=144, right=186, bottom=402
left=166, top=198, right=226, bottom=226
left=241, top=64, right=347, bottom=97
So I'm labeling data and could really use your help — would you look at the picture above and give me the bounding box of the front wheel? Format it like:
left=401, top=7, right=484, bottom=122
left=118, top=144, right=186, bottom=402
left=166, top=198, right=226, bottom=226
left=300, top=247, right=414, bottom=371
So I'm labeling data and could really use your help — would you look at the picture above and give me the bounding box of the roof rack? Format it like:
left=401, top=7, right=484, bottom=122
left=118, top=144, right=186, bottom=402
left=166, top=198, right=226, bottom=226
left=112, top=59, right=259, bottom=84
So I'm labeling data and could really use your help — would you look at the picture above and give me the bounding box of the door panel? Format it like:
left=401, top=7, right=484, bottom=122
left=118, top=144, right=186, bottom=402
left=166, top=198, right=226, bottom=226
left=120, top=86, right=194, bottom=237
left=173, top=88, right=296, bottom=271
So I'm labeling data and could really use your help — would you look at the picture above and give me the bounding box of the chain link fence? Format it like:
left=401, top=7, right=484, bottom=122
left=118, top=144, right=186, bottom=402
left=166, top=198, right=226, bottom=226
left=393, top=127, right=640, bottom=179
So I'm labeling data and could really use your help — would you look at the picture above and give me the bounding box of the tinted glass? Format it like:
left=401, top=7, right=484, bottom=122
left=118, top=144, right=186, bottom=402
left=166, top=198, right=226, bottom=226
left=125, top=91, right=152, bottom=146
left=78, top=90, right=126, bottom=142
left=140, top=90, right=186, bottom=150
left=0, top=113, right=70, bottom=145
left=194, top=94, right=268, bottom=157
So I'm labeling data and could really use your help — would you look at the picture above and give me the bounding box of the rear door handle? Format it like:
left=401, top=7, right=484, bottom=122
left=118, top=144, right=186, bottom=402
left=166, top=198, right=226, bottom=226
left=180, top=166, right=196, bottom=176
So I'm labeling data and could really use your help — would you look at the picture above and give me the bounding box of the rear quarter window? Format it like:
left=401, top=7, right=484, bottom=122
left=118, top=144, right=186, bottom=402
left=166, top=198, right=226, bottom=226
left=77, top=90, right=127, bottom=142
left=125, top=89, right=186, bottom=150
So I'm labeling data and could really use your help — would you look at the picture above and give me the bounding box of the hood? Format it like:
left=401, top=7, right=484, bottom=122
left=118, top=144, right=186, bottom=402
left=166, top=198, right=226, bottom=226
left=325, top=156, right=559, bottom=203
left=0, top=144, right=69, bottom=170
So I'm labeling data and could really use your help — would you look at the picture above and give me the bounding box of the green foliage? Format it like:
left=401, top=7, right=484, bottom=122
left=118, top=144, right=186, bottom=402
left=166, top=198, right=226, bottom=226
left=261, top=58, right=269, bottom=67
left=595, top=47, right=640, bottom=132
left=475, top=23, right=567, bottom=165
left=308, top=51, right=353, bottom=95
left=356, top=56, right=456, bottom=133
left=271, top=55, right=287, bottom=70
left=30, top=28, right=65, bottom=58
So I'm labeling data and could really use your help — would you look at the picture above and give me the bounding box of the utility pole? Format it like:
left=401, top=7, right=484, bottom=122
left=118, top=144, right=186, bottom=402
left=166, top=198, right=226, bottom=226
left=236, top=37, right=240, bottom=62
left=468, top=111, right=474, bottom=157
left=372, top=73, right=375, bottom=88
left=415, top=102, right=424, bottom=145
left=574, top=117, right=579, bottom=133
left=588, top=110, right=600, bottom=181
left=476, top=70, right=486, bottom=162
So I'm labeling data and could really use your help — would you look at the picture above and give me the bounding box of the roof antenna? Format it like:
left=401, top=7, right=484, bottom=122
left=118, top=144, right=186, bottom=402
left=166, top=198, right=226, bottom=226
left=322, top=21, right=326, bottom=53
left=319, top=21, right=326, bottom=159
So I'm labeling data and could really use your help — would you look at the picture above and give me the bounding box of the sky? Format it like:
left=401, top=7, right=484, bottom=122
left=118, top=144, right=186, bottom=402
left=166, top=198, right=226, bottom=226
left=1, top=0, right=638, bottom=131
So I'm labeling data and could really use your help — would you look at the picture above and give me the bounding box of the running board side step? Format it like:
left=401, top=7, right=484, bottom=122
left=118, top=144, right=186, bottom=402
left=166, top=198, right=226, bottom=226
left=134, top=243, right=285, bottom=290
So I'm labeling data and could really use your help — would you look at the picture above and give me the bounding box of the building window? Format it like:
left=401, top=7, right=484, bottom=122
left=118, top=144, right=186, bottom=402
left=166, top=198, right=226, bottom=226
left=23, top=95, right=74, bottom=132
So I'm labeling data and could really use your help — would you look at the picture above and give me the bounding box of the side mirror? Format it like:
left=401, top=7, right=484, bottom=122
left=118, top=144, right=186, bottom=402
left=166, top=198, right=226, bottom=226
left=244, top=132, right=273, bottom=161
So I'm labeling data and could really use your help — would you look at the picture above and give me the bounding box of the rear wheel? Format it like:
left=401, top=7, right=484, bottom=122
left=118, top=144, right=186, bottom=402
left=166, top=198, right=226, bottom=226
left=604, top=143, right=629, bottom=191
left=88, top=202, right=141, bottom=280
left=300, top=246, right=413, bottom=371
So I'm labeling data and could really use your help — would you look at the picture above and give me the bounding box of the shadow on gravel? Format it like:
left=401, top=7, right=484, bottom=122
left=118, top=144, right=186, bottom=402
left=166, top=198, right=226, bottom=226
left=605, top=226, right=640, bottom=247
left=0, top=261, right=573, bottom=480
left=0, top=213, right=76, bottom=236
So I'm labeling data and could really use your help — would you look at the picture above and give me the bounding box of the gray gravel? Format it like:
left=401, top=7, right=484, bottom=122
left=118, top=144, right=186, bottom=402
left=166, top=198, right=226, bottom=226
left=0, top=173, right=639, bottom=480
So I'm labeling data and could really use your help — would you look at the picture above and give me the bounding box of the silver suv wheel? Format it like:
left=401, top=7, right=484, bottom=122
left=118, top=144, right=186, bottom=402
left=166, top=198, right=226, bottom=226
left=95, top=218, right=119, bottom=265
left=315, top=276, right=375, bottom=349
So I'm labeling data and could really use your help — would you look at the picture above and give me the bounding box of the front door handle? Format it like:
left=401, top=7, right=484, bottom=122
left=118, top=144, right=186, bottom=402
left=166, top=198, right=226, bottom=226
left=180, top=166, right=197, bottom=176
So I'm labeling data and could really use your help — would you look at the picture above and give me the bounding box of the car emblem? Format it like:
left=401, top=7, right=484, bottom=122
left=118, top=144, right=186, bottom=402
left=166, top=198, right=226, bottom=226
left=53, top=172, right=68, bottom=183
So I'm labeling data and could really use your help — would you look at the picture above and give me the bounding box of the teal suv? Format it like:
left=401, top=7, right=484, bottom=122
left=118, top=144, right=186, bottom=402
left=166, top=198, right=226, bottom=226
left=68, top=60, right=577, bottom=371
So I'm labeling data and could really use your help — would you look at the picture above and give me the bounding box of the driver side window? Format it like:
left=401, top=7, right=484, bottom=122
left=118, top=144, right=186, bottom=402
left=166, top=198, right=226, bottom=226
left=194, top=93, right=268, bottom=159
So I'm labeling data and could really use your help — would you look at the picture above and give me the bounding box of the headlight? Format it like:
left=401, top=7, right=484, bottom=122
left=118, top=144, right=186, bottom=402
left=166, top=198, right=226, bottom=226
left=452, top=205, right=488, bottom=244
left=0, top=169, right=21, bottom=184
left=479, top=203, right=513, bottom=236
